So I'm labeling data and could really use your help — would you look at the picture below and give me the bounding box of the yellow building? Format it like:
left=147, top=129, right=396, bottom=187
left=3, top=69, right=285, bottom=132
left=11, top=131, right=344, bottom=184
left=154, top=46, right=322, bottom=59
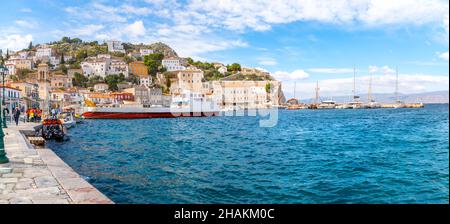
left=129, top=61, right=149, bottom=77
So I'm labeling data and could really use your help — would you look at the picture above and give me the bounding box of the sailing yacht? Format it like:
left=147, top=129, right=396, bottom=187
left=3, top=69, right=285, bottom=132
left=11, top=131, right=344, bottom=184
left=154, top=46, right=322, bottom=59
left=347, top=67, right=363, bottom=109
left=393, top=67, right=406, bottom=108
left=364, top=70, right=381, bottom=109
left=313, top=81, right=337, bottom=109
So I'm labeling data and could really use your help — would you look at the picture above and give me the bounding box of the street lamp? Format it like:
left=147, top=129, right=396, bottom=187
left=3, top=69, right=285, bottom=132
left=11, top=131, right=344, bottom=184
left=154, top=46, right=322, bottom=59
left=0, top=65, right=9, bottom=164
left=1, top=66, right=7, bottom=128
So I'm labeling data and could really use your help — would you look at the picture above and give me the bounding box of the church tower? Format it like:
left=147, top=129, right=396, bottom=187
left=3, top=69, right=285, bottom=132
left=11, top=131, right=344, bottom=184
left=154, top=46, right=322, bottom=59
left=37, top=64, right=49, bottom=81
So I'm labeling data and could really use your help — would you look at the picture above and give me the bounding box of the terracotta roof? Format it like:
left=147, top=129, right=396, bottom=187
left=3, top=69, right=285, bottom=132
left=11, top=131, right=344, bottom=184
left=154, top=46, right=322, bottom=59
left=0, top=85, right=22, bottom=91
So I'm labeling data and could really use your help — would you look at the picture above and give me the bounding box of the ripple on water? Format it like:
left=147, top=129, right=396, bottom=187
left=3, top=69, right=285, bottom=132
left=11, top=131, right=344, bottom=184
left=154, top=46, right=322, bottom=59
left=48, top=104, right=449, bottom=204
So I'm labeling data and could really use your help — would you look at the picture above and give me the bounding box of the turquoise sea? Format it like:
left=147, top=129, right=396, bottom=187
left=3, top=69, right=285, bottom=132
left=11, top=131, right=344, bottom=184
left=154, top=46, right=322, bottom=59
left=49, top=104, right=449, bottom=204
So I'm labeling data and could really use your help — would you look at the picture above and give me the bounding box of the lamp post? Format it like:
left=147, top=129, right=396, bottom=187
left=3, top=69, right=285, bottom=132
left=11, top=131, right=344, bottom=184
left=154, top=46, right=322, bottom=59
left=1, top=67, right=7, bottom=128
left=0, top=65, right=9, bottom=164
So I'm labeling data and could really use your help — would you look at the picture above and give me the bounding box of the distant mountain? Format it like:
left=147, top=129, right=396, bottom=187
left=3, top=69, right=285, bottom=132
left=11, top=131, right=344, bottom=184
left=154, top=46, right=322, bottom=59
left=300, top=91, right=449, bottom=104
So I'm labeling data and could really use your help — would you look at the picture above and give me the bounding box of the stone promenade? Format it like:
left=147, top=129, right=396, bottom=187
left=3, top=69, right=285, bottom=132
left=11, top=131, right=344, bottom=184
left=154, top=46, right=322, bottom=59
left=0, top=123, right=113, bottom=204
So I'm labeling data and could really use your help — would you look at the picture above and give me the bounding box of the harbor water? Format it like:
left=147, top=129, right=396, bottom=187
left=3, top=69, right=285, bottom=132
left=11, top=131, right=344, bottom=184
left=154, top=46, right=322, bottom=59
left=48, top=104, right=449, bottom=204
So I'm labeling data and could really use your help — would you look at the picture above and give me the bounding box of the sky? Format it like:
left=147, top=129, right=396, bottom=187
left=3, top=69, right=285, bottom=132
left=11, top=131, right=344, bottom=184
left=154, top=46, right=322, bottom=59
left=0, top=0, right=448, bottom=99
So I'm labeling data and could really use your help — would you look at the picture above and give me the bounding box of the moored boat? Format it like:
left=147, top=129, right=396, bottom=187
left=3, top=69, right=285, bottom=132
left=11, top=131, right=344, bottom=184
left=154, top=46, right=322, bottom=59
left=317, top=99, right=336, bottom=109
left=82, top=91, right=220, bottom=119
left=82, top=106, right=220, bottom=119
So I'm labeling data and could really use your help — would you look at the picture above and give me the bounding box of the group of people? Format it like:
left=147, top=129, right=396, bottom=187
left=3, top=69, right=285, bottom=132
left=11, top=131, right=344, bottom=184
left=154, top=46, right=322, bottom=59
left=26, top=108, right=43, bottom=123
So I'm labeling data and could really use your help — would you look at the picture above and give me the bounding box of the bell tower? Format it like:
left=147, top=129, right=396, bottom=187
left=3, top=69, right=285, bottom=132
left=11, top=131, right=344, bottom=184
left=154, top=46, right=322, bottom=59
left=37, top=64, right=49, bottom=81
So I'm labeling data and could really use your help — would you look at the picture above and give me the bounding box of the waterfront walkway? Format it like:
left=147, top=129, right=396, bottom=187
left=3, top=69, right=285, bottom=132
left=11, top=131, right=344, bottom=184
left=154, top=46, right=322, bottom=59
left=0, top=123, right=113, bottom=204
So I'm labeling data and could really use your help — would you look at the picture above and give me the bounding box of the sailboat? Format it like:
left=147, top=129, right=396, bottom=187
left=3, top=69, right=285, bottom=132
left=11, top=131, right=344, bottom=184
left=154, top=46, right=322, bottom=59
left=346, top=67, right=363, bottom=109
left=393, top=67, right=406, bottom=108
left=286, top=82, right=304, bottom=110
left=316, top=81, right=336, bottom=109
left=365, top=70, right=381, bottom=109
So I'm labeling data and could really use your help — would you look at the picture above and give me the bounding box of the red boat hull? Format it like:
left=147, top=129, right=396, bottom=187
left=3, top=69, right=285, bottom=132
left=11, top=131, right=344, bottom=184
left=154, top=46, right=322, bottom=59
left=82, top=111, right=220, bottom=119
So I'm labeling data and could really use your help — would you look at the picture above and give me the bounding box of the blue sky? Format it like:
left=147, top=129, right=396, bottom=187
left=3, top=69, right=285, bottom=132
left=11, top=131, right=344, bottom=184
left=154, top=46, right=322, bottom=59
left=0, top=0, right=448, bottom=98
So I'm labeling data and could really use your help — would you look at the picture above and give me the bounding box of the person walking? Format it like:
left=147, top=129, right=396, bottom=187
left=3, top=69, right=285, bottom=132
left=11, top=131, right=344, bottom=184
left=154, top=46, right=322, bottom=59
left=13, top=107, right=21, bottom=126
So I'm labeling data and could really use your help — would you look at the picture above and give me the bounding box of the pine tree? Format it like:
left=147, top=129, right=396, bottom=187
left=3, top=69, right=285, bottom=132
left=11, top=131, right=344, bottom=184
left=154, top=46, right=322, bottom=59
left=60, top=53, right=65, bottom=64
left=28, top=41, right=33, bottom=50
left=5, top=49, right=9, bottom=60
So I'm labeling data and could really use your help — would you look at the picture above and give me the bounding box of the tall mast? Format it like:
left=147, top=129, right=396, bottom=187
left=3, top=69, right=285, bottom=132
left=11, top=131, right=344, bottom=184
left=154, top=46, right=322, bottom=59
left=368, top=70, right=373, bottom=102
left=315, top=80, right=320, bottom=104
left=294, top=82, right=296, bottom=99
left=395, top=66, right=399, bottom=102
left=353, top=66, right=357, bottom=101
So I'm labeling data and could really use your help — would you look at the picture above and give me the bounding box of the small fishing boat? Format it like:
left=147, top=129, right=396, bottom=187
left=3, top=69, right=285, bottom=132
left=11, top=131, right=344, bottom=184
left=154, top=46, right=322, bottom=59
left=59, top=112, right=76, bottom=128
left=35, top=119, right=67, bottom=141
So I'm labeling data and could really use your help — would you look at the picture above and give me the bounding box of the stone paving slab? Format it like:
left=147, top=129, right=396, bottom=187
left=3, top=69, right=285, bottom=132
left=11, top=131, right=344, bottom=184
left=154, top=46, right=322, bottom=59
left=0, top=123, right=113, bottom=204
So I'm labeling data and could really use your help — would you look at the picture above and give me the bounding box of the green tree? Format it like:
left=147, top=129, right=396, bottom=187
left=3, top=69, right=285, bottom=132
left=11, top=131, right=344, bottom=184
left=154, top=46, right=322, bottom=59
left=265, top=83, right=272, bottom=94
left=104, top=74, right=126, bottom=91
left=16, top=69, right=31, bottom=80
left=9, top=75, right=18, bottom=82
left=126, top=74, right=140, bottom=85
left=186, top=57, right=194, bottom=65
left=88, top=75, right=104, bottom=87
left=71, top=38, right=82, bottom=44
left=227, top=63, right=241, bottom=72
left=60, top=53, right=65, bottom=64
left=164, top=78, right=172, bottom=94
left=61, top=37, right=71, bottom=43
left=144, top=53, right=164, bottom=76
left=59, top=64, right=68, bottom=74
left=28, top=41, right=33, bottom=50
left=73, top=72, right=88, bottom=87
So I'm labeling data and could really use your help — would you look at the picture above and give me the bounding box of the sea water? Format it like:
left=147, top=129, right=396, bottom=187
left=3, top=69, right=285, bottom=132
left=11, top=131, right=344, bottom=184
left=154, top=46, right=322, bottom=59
left=48, top=104, right=449, bottom=203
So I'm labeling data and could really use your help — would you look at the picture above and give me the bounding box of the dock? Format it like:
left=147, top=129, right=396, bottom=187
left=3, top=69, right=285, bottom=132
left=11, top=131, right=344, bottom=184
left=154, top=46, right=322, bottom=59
left=0, top=123, right=113, bottom=204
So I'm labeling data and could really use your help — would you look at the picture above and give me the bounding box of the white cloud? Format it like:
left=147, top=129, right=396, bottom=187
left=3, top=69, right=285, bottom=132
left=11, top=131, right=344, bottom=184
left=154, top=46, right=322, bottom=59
left=257, top=58, right=277, bottom=66
left=20, top=8, right=32, bottom=13
left=124, top=21, right=147, bottom=38
left=15, top=20, right=37, bottom=29
left=308, top=68, right=354, bottom=74
left=438, top=51, right=449, bottom=61
left=0, top=34, right=33, bottom=51
left=121, top=5, right=152, bottom=15
left=72, top=24, right=104, bottom=36
left=273, top=70, right=310, bottom=81
left=169, top=0, right=449, bottom=32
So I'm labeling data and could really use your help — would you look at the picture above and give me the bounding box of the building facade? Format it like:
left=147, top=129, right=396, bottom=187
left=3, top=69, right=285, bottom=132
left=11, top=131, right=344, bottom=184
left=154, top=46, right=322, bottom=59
left=170, top=69, right=204, bottom=95
left=129, top=61, right=149, bottom=77
left=162, top=58, right=185, bottom=71
left=106, top=40, right=125, bottom=53
left=212, top=80, right=282, bottom=109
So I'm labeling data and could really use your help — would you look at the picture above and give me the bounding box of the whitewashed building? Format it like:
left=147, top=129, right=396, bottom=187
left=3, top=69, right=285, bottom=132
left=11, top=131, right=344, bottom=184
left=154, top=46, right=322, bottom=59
left=81, top=56, right=128, bottom=78
left=0, top=85, right=21, bottom=112
left=94, top=83, right=109, bottom=92
left=81, top=59, right=108, bottom=77
left=106, top=40, right=125, bottom=53
left=162, top=58, right=185, bottom=71
left=36, top=45, right=53, bottom=58
left=140, top=49, right=154, bottom=56
left=108, top=60, right=129, bottom=76
left=140, top=76, right=152, bottom=87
